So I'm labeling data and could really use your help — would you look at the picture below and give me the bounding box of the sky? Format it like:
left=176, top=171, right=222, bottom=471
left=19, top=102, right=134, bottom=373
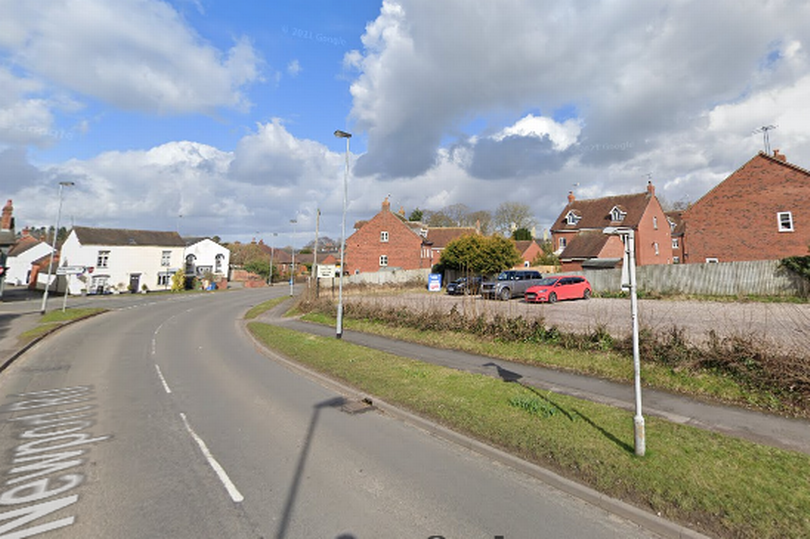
left=1, top=0, right=808, bottom=248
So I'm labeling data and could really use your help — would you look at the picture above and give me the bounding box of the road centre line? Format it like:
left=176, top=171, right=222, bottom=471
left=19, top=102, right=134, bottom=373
left=179, top=413, right=244, bottom=503
left=154, top=365, right=172, bottom=394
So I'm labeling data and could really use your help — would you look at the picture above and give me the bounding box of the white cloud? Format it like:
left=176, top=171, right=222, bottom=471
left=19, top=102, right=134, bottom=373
left=287, top=60, right=302, bottom=77
left=0, top=0, right=262, bottom=115
left=492, top=115, right=582, bottom=151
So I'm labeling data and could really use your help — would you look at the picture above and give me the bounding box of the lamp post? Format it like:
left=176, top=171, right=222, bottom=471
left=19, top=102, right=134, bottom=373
left=269, top=232, right=278, bottom=285
left=334, top=129, right=351, bottom=339
left=289, top=219, right=297, bottom=296
left=603, top=226, right=645, bottom=456
left=40, top=181, right=74, bottom=314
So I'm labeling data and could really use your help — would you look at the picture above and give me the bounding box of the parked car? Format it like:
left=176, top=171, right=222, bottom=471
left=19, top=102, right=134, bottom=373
left=481, top=270, right=544, bottom=300
left=524, top=276, right=592, bottom=303
left=446, top=276, right=483, bottom=295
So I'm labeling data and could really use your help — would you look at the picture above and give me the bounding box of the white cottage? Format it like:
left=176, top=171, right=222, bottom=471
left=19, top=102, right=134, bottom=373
left=6, top=233, right=53, bottom=286
left=182, top=237, right=230, bottom=282
left=60, top=227, right=185, bottom=294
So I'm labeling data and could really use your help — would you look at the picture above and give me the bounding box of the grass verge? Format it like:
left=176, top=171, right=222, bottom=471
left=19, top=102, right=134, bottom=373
left=301, top=312, right=792, bottom=416
left=19, top=308, right=106, bottom=344
left=248, top=321, right=810, bottom=539
left=244, top=296, right=289, bottom=320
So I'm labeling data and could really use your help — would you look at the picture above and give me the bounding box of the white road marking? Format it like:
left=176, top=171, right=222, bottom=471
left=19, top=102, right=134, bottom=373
left=154, top=365, right=172, bottom=394
left=179, top=413, right=244, bottom=503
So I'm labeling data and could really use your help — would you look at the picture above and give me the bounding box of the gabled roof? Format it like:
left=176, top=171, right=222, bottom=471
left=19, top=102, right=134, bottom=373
left=560, top=231, right=610, bottom=259
left=665, top=211, right=686, bottom=236
left=425, top=227, right=477, bottom=248
left=8, top=236, right=46, bottom=257
left=513, top=239, right=540, bottom=255
left=71, top=227, right=185, bottom=247
left=552, top=192, right=654, bottom=232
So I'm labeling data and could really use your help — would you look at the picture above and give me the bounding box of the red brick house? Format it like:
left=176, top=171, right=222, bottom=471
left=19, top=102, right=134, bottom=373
left=513, top=240, right=543, bottom=267
left=682, top=150, right=810, bottom=263
left=551, top=182, right=673, bottom=271
left=665, top=211, right=685, bottom=264
left=345, top=198, right=478, bottom=274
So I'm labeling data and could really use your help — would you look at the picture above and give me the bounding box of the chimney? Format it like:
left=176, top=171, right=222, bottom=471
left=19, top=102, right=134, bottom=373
left=773, top=149, right=787, bottom=162
left=21, top=227, right=30, bottom=238
left=398, top=206, right=406, bottom=217
left=646, top=181, right=655, bottom=196
left=567, top=191, right=575, bottom=204
left=382, top=196, right=391, bottom=212
left=1, top=200, right=12, bottom=230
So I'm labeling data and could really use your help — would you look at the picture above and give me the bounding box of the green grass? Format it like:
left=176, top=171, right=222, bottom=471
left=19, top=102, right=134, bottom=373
left=18, top=308, right=106, bottom=344
left=301, top=312, right=786, bottom=415
left=243, top=296, right=288, bottom=320
left=248, top=322, right=810, bottom=539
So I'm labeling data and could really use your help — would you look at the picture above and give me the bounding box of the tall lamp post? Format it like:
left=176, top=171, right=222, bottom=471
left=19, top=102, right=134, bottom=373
left=41, top=181, right=74, bottom=314
left=603, top=226, right=645, bottom=456
left=334, top=129, right=351, bottom=339
left=289, top=219, right=297, bottom=296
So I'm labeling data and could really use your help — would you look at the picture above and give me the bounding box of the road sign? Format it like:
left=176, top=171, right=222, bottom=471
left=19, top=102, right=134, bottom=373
left=316, top=264, right=336, bottom=278
left=56, top=266, right=85, bottom=275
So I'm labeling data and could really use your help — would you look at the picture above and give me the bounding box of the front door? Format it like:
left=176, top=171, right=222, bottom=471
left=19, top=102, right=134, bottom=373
left=129, top=273, right=141, bottom=294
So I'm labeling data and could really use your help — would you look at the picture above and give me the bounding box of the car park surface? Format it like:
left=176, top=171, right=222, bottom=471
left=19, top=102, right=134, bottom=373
left=525, top=276, right=592, bottom=303
left=481, top=270, right=544, bottom=300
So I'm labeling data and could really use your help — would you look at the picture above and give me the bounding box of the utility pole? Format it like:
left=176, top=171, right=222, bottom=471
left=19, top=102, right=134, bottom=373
left=313, top=209, right=320, bottom=298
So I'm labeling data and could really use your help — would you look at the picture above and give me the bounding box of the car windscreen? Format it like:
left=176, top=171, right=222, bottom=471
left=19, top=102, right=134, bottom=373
left=497, top=272, right=512, bottom=280
left=534, top=278, right=559, bottom=286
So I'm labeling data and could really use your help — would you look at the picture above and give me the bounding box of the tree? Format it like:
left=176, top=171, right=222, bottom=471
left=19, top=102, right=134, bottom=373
left=466, top=210, right=492, bottom=234
left=408, top=208, right=423, bottom=222
left=493, top=202, right=537, bottom=236
left=439, top=234, right=522, bottom=276
left=171, top=269, right=186, bottom=292
left=228, top=242, right=268, bottom=266
left=512, top=228, right=532, bottom=241
left=244, top=260, right=271, bottom=280
left=531, top=240, right=560, bottom=267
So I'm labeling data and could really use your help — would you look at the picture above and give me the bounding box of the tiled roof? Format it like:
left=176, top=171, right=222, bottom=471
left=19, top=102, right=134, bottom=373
left=425, top=227, right=477, bottom=248
left=72, top=227, right=185, bottom=247
left=8, top=236, right=45, bottom=257
left=552, top=192, right=653, bottom=232
left=560, top=231, right=610, bottom=259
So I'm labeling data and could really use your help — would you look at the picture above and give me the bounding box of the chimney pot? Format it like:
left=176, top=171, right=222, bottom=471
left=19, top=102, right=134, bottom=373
left=647, top=181, right=655, bottom=196
left=773, top=149, right=787, bottom=162
left=567, top=191, right=575, bottom=204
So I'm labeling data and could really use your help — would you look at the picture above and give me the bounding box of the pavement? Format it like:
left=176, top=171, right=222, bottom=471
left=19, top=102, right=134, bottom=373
left=0, top=287, right=49, bottom=372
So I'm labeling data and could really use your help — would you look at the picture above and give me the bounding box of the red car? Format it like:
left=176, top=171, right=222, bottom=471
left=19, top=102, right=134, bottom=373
left=524, top=276, right=592, bottom=303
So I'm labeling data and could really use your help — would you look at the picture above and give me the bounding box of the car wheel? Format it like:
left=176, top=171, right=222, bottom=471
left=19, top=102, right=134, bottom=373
left=499, top=288, right=511, bottom=301
left=583, top=288, right=591, bottom=300
left=549, top=292, right=557, bottom=304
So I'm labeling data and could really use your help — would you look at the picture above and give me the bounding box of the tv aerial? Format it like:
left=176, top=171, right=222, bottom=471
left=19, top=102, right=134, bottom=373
left=752, top=125, right=777, bottom=154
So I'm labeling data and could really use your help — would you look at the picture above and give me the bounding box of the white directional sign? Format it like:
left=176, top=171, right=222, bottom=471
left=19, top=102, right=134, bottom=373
left=56, top=265, right=85, bottom=275
left=316, top=264, right=336, bottom=278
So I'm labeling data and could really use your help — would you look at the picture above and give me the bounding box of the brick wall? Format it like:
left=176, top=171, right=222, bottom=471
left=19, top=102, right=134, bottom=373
left=346, top=210, right=425, bottom=274
left=684, top=153, right=810, bottom=263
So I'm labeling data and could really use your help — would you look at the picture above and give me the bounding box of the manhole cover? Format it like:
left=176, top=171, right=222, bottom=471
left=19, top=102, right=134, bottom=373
left=340, top=397, right=375, bottom=415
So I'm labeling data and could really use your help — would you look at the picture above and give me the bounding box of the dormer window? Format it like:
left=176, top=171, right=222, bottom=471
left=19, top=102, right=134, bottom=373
left=610, top=206, right=626, bottom=222
left=669, top=219, right=676, bottom=232
left=420, top=228, right=428, bottom=238
left=565, top=210, right=581, bottom=226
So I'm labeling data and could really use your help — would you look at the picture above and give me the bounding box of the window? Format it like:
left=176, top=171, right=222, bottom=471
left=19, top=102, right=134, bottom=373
left=97, top=250, right=110, bottom=268
left=523, top=261, right=530, bottom=267
left=672, top=238, right=679, bottom=249
left=161, top=251, right=171, bottom=267
left=157, top=271, right=175, bottom=286
left=669, top=219, right=677, bottom=232
left=380, top=231, right=389, bottom=242
left=559, top=237, right=567, bottom=249
left=706, top=258, right=719, bottom=263
left=185, top=254, right=196, bottom=273
left=215, top=254, right=224, bottom=273
left=609, top=206, right=626, bottom=222
left=673, top=256, right=680, bottom=264
left=653, top=242, right=659, bottom=256
left=379, top=255, right=388, bottom=267
left=565, top=211, right=581, bottom=226
left=653, top=216, right=658, bottom=229
left=778, top=211, right=794, bottom=232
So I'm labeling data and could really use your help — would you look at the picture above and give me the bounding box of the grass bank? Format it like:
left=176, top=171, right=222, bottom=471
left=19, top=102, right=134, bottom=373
left=243, top=296, right=289, bottom=320
left=248, top=322, right=810, bottom=539
left=19, top=308, right=106, bottom=344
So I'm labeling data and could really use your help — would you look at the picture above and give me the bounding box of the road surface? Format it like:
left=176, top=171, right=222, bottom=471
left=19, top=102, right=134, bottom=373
left=0, top=289, right=661, bottom=539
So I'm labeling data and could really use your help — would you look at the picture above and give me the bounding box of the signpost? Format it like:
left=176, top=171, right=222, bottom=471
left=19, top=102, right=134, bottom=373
left=56, top=266, right=85, bottom=312
left=316, top=264, right=336, bottom=279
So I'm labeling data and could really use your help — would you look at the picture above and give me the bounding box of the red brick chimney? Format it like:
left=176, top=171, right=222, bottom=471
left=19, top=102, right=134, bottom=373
left=567, top=191, right=575, bottom=204
left=773, top=149, right=787, bottom=162
left=646, top=181, right=655, bottom=196
left=382, top=196, right=391, bottom=212
left=1, top=200, right=12, bottom=230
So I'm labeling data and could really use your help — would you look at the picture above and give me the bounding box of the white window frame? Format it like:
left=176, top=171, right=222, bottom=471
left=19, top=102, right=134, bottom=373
left=559, top=237, right=567, bottom=249
left=653, top=216, right=658, bottom=229
left=610, top=206, right=626, bottom=222
left=97, top=250, right=110, bottom=268
left=380, top=231, right=389, bottom=242
left=706, top=257, right=719, bottom=263
left=672, top=238, right=679, bottom=249
left=379, top=255, right=388, bottom=267
left=653, top=242, right=659, bottom=256
left=565, top=211, right=581, bottom=226
left=777, top=211, right=794, bottom=232
left=215, top=254, right=224, bottom=273
left=161, top=250, right=171, bottom=267
left=673, top=256, right=680, bottom=264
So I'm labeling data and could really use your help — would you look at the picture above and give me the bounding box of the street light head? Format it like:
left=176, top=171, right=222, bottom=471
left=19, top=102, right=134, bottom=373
left=290, top=219, right=297, bottom=224
left=334, top=130, right=352, bottom=139
left=59, top=181, right=75, bottom=187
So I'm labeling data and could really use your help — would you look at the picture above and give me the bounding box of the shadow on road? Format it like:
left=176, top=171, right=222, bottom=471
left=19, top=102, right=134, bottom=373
left=276, top=396, right=352, bottom=539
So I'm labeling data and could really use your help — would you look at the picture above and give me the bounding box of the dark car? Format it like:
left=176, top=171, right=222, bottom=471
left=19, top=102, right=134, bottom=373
left=446, top=276, right=482, bottom=295
left=525, top=276, right=592, bottom=303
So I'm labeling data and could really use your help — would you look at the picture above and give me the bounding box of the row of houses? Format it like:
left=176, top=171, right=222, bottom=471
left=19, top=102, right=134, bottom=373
left=342, top=151, right=810, bottom=274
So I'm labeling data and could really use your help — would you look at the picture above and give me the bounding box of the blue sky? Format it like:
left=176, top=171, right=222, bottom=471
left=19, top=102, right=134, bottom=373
left=1, top=1, right=808, bottom=247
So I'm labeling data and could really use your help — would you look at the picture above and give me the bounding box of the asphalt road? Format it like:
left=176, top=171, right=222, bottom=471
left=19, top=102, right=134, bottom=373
left=0, top=289, right=661, bottom=539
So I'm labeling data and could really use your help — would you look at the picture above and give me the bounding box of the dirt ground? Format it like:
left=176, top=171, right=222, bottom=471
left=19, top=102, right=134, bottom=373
left=343, top=292, right=810, bottom=355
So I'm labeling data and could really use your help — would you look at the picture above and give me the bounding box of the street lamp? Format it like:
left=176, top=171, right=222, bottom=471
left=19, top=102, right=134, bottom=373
left=41, top=181, right=75, bottom=314
left=334, top=129, right=351, bottom=339
left=269, top=232, right=278, bottom=285
left=290, top=219, right=297, bottom=296
left=603, top=226, right=645, bottom=456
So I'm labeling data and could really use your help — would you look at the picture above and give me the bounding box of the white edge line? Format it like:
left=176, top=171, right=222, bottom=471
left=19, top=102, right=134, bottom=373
left=154, top=365, right=172, bottom=394
left=179, top=412, right=244, bottom=503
